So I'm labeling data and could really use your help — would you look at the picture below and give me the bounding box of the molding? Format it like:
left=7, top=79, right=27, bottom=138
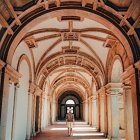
left=28, top=82, right=36, bottom=94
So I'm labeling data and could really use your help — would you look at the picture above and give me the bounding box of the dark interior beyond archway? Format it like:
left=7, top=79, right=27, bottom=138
left=58, top=91, right=83, bottom=121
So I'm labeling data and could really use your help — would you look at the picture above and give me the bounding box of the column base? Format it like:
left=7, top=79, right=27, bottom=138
left=119, top=129, right=125, bottom=138
left=26, top=135, right=31, bottom=140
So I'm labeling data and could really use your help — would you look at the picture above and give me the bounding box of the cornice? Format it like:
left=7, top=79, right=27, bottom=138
left=5, top=64, right=22, bottom=84
left=105, top=82, right=123, bottom=95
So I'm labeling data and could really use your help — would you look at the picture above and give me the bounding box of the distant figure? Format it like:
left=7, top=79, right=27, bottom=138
left=66, top=110, right=75, bottom=136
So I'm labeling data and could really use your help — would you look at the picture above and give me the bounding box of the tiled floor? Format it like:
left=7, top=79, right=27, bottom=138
left=30, top=123, right=109, bottom=140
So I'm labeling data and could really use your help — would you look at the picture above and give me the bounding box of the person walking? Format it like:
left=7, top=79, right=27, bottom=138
left=66, top=110, right=75, bottom=136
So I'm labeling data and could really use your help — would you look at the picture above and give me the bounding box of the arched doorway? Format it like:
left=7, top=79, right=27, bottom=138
left=58, top=91, right=82, bottom=121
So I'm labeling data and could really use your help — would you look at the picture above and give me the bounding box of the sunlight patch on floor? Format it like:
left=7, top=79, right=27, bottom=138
left=79, top=139, right=109, bottom=140
left=73, top=127, right=97, bottom=132
left=50, top=127, right=67, bottom=130
left=73, top=132, right=104, bottom=136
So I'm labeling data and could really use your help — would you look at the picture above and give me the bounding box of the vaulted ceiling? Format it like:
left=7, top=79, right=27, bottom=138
left=0, top=0, right=140, bottom=97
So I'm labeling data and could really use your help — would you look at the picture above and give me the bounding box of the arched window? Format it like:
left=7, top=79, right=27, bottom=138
left=66, top=99, right=75, bottom=104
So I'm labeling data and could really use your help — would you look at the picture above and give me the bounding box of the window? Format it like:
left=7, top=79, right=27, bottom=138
left=66, top=99, right=75, bottom=104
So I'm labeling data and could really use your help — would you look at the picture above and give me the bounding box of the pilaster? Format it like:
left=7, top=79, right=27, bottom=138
left=0, top=64, right=21, bottom=140
left=33, top=86, right=43, bottom=135
left=46, top=95, right=51, bottom=125
left=97, top=87, right=107, bottom=135
left=26, top=82, right=36, bottom=140
left=121, top=64, right=139, bottom=140
left=105, top=83, right=123, bottom=139
left=91, top=94, right=97, bottom=128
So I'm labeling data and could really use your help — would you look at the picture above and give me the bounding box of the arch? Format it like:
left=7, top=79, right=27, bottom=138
left=111, top=59, right=123, bottom=83
left=55, top=84, right=86, bottom=101
left=0, top=7, right=139, bottom=65
left=36, top=51, right=105, bottom=89
left=11, top=41, right=34, bottom=82
left=14, top=58, right=30, bottom=140
left=17, top=54, right=33, bottom=82
left=106, top=43, right=127, bottom=83
left=58, top=90, right=83, bottom=120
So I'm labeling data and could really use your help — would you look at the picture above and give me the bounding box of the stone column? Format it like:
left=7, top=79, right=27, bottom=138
left=105, top=83, right=122, bottom=140
left=51, top=99, right=57, bottom=124
left=88, top=97, right=92, bottom=126
left=85, top=100, right=88, bottom=123
left=37, top=88, right=42, bottom=133
left=47, top=96, right=51, bottom=125
left=0, top=64, right=21, bottom=140
left=41, top=92, right=46, bottom=131
left=98, top=87, right=107, bottom=135
left=91, top=95, right=97, bottom=128
left=11, top=83, right=20, bottom=140
left=32, top=86, right=42, bottom=135
left=26, top=82, right=36, bottom=140
left=121, top=64, right=140, bottom=140
left=118, top=91, right=125, bottom=138
left=96, top=93, right=100, bottom=131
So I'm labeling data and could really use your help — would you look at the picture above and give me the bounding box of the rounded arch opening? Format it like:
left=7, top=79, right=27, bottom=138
left=111, top=58, right=123, bottom=83
left=58, top=90, right=83, bottom=121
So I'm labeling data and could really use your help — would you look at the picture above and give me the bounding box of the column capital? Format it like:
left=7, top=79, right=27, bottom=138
left=97, top=87, right=106, bottom=99
left=5, top=64, right=22, bottom=84
left=105, top=83, right=123, bottom=95
left=97, top=86, right=105, bottom=94
left=90, top=95, right=97, bottom=101
left=35, top=86, right=43, bottom=96
left=0, top=59, right=5, bottom=70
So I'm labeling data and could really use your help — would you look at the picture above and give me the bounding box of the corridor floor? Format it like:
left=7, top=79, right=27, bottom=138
left=30, top=123, right=109, bottom=140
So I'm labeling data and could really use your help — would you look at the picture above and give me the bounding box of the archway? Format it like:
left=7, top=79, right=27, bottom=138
left=58, top=90, right=82, bottom=121
left=107, top=57, right=124, bottom=139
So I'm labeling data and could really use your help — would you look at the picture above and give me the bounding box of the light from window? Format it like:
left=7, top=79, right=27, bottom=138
left=66, top=99, right=75, bottom=104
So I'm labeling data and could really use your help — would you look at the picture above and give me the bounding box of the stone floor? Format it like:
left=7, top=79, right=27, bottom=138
left=30, top=123, right=109, bottom=140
